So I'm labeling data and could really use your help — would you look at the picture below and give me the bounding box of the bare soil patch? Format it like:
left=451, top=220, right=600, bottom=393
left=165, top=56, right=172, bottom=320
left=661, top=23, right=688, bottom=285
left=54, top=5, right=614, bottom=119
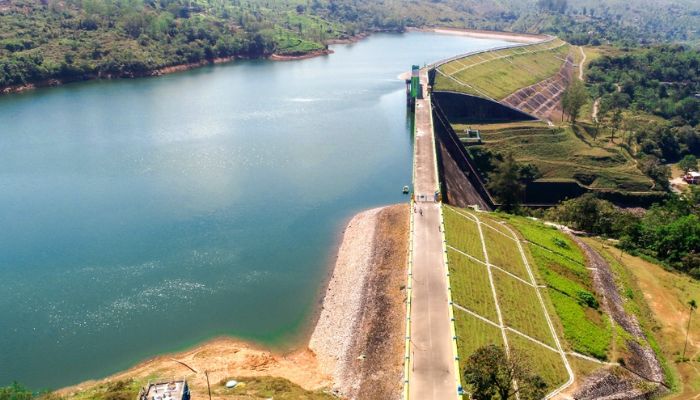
left=57, top=338, right=330, bottom=399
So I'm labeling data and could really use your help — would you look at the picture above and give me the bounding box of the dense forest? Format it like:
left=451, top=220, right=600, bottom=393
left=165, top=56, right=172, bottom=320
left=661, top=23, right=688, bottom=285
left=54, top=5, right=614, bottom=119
left=589, top=46, right=700, bottom=127
left=2, top=0, right=700, bottom=90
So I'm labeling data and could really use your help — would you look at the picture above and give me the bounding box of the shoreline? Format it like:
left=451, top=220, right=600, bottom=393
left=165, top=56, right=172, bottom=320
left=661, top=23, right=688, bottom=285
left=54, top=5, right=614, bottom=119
left=269, top=48, right=334, bottom=61
left=0, top=27, right=543, bottom=96
left=55, top=204, right=409, bottom=399
left=408, top=26, right=548, bottom=43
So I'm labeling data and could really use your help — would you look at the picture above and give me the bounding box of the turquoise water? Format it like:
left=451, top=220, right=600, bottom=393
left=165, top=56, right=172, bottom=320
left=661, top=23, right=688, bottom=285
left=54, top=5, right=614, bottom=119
left=0, top=32, right=511, bottom=389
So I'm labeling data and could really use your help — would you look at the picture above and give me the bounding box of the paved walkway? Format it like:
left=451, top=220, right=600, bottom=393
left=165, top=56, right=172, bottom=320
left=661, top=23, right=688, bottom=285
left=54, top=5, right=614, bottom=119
left=409, top=69, right=459, bottom=400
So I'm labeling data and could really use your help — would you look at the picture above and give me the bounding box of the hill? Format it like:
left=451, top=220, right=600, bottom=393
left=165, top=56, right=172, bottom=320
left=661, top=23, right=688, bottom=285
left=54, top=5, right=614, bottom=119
left=2, top=0, right=700, bottom=93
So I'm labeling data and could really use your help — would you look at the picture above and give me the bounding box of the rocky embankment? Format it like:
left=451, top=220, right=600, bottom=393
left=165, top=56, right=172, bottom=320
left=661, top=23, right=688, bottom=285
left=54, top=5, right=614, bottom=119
left=568, top=235, right=666, bottom=399
left=310, top=204, right=409, bottom=399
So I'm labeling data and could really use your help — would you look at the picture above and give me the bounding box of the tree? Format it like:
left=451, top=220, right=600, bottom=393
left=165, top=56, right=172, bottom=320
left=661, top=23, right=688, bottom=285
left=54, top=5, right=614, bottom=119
left=610, top=108, right=622, bottom=142
left=639, top=155, right=671, bottom=190
left=682, top=299, right=697, bottom=360
left=679, top=155, right=698, bottom=173
left=463, top=345, right=547, bottom=400
left=561, top=80, right=588, bottom=123
left=487, top=153, right=524, bottom=212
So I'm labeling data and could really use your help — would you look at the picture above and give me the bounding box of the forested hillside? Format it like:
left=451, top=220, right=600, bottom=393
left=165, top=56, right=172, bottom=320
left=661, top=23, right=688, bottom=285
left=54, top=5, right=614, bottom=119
left=585, top=46, right=700, bottom=178
left=2, top=0, right=700, bottom=91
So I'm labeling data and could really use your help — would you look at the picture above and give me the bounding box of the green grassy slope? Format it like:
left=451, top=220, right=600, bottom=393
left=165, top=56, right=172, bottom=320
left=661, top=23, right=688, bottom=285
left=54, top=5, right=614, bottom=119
left=444, top=206, right=570, bottom=394
left=495, top=214, right=612, bottom=360
left=464, top=124, right=654, bottom=191
left=433, top=38, right=570, bottom=100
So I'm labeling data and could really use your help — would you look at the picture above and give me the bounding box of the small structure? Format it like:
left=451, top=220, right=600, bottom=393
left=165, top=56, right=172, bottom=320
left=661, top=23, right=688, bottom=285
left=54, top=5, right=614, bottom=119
left=406, top=65, right=422, bottom=108
left=138, top=379, right=190, bottom=400
left=684, top=171, right=700, bottom=184
left=460, top=128, right=482, bottom=144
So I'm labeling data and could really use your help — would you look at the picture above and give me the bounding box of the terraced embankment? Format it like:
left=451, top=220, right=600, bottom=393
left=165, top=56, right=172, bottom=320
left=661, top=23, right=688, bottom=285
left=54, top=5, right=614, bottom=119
left=433, top=37, right=572, bottom=120
left=443, top=207, right=668, bottom=399
left=443, top=206, right=573, bottom=397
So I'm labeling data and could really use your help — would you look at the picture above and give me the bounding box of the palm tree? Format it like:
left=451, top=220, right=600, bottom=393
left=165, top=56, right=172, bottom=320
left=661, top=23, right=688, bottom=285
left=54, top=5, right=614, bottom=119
left=682, top=299, right=697, bottom=360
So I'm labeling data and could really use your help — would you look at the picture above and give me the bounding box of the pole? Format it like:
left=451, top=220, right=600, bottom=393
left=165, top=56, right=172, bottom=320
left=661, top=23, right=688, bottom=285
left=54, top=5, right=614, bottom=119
left=205, top=370, right=212, bottom=400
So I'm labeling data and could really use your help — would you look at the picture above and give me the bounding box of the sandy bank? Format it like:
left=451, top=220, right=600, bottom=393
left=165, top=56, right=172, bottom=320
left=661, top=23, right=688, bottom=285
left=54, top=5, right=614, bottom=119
left=410, top=27, right=548, bottom=44
left=56, top=204, right=409, bottom=399
left=56, top=337, right=329, bottom=399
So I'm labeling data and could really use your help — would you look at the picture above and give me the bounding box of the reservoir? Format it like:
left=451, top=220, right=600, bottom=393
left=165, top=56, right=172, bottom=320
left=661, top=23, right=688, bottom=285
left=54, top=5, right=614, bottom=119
left=0, top=32, right=511, bottom=389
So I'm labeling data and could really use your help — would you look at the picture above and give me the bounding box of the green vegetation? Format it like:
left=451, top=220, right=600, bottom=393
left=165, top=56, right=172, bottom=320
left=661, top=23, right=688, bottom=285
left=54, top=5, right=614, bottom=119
left=506, top=333, right=569, bottom=388
left=444, top=205, right=569, bottom=395
left=545, top=192, right=700, bottom=277
left=679, top=155, right=698, bottom=173
left=454, top=312, right=504, bottom=376
left=463, top=344, right=548, bottom=400
left=449, top=249, right=499, bottom=323
left=561, top=79, right=588, bottom=123
left=466, top=124, right=655, bottom=191
left=586, top=239, right=676, bottom=389
left=2, top=376, right=333, bottom=400
left=1, top=382, right=33, bottom=400
left=0, top=0, right=336, bottom=87
left=1, top=0, right=699, bottom=90
left=444, top=207, right=484, bottom=261
left=437, top=42, right=700, bottom=202
left=59, top=379, right=145, bottom=400
left=485, top=153, right=528, bottom=213
left=0, top=379, right=145, bottom=400
left=605, top=244, right=700, bottom=396
left=491, top=214, right=612, bottom=359
left=588, top=45, right=700, bottom=127
left=493, top=269, right=555, bottom=346
left=215, top=376, right=335, bottom=399
left=482, top=227, right=529, bottom=280
left=434, top=39, right=571, bottom=100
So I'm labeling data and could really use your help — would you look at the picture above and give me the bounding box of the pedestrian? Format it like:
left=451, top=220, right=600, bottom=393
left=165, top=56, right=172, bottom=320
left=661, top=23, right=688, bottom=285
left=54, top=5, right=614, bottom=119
left=419, top=208, right=423, bottom=216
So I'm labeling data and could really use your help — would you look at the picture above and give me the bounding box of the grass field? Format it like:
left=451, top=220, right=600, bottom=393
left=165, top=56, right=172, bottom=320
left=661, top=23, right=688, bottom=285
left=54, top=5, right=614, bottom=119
left=496, top=215, right=612, bottom=360
left=449, top=248, right=499, bottom=323
left=434, top=38, right=570, bottom=100
left=447, top=209, right=697, bottom=396
left=482, top=224, right=530, bottom=281
left=444, top=205, right=570, bottom=395
left=215, top=376, right=335, bottom=399
left=467, top=124, right=654, bottom=191
left=444, top=207, right=484, bottom=261
left=507, top=331, right=569, bottom=388
left=493, top=268, right=556, bottom=347
left=454, top=311, right=504, bottom=376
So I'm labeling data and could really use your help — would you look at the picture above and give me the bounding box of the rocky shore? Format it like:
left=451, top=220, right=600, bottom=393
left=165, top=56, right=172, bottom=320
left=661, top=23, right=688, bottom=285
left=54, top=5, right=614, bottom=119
left=310, top=204, right=409, bottom=399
